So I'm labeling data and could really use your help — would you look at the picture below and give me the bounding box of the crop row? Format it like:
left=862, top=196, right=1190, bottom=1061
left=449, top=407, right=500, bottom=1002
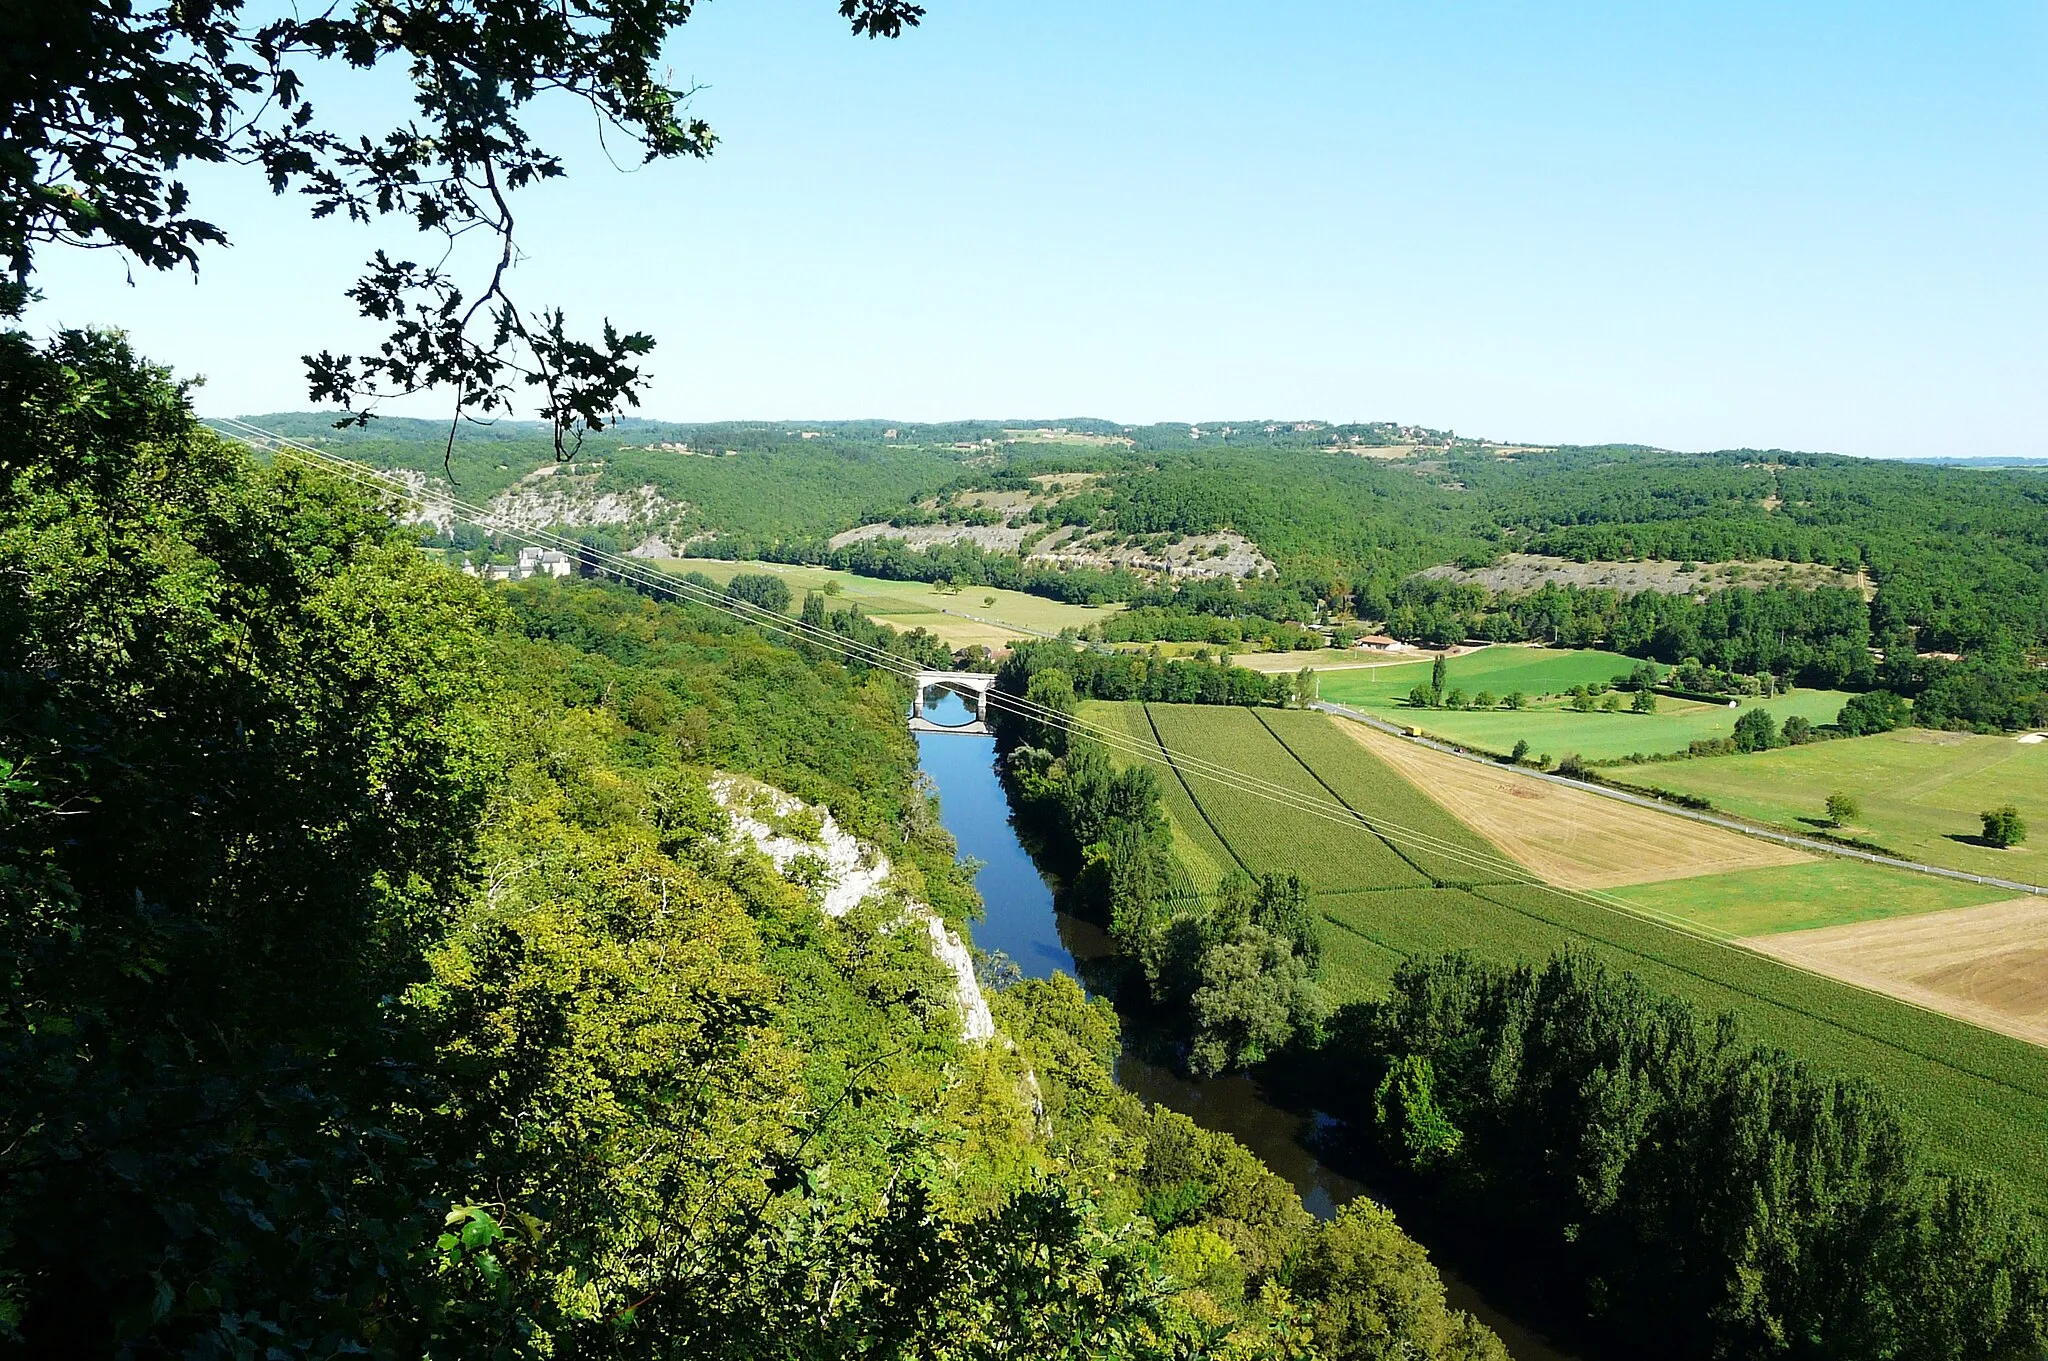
left=1253, top=709, right=1522, bottom=888
left=1142, top=704, right=1431, bottom=895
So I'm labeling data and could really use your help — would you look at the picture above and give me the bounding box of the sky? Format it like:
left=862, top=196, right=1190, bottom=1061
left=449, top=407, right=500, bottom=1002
left=25, top=1, right=2048, bottom=457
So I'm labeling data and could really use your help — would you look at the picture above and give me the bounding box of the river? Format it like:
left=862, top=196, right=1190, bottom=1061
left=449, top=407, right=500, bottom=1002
left=913, top=692, right=1579, bottom=1361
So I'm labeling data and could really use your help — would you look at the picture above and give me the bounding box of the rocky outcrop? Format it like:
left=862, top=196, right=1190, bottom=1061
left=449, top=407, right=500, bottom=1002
left=709, top=776, right=995, bottom=1043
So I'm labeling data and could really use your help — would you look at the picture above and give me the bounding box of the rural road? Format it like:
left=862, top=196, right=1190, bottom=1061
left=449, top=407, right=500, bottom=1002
left=1312, top=700, right=2047, bottom=899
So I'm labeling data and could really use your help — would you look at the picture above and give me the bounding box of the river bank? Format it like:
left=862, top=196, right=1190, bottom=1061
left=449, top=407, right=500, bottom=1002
left=912, top=694, right=1581, bottom=1361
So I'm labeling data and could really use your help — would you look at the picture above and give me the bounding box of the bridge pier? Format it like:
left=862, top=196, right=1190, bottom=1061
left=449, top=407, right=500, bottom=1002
left=911, top=670, right=995, bottom=734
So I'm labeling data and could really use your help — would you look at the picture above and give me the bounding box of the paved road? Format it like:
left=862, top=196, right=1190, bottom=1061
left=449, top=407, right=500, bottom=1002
left=1312, top=701, right=2046, bottom=899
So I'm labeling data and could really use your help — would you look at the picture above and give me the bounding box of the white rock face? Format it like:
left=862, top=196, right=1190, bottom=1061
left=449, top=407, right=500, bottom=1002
left=710, top=777, right=995, bottom=1043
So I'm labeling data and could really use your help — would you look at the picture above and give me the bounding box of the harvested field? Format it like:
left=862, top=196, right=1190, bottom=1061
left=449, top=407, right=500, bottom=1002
left=1747, top=897, right=2048, bottom=1049
left=1332, top=719, right=1808, bottom=889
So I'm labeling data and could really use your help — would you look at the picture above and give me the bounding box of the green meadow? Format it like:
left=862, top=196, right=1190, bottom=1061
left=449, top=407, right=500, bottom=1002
left=1086, top=700, right=2048, bottom=1210
left=1613, top=859, right=2007, bottom=937
left=1613, top=728, right=2048, bottom=882
left=1314, top=644, right=1854, bottom=763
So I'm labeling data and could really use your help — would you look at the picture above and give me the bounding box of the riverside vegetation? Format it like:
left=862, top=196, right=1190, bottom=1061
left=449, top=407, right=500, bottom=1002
left=988, top=680, right=2048, bottom=1357
left=1, top=332, right=1517, bottom=1359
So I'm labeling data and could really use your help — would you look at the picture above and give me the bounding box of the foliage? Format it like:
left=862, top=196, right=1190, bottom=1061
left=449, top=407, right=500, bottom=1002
left=13, top=332, right=1447, bottom=1356
left=8, top=0, right=921, bottom=450
left=1, top=331, right=499, bottom=1352
left=725, top=570, right=793, bottom=613
left=1838, top=689, right=1911, bottom=736
left=1319, top=950, right=2048, bottom=1360
left=1980, top=805, right=2027, bottom=849
left=1825, top=791, right=1860, bottom=826
left=1732, top=707, right=1778, bottom=752
left=1291, top=1201, right=1508, bottom=1361
left=1110, top=699, right=2048, bottom=1210
left=998, top=639, right=1292, bottom=709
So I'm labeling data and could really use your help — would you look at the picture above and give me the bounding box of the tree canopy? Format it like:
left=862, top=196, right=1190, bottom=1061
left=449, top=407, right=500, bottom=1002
left=3, top=0, right=923, bottom=453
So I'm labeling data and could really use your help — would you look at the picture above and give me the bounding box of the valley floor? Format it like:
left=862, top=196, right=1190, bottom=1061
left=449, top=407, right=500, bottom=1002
left=1082, top=699, right=2048, bottom=1210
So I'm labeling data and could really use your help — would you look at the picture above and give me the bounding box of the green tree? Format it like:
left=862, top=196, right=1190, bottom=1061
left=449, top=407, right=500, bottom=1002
left=1781, top=713, right=1813, bottom=743
left=1295, top=1200, right=1506, bottom=1361
left=1408, top=684, right=1435, bottom=709
left=1295, top=665, right=1320, bottom=709
left=1838, top=689, right=1910, bottom=736
left=1632, top=687, right=1657, bottom=714
left=1505, top=691, right=1526, bottom=710
left=1982, top=805, right=2027, bottom=848
left=1374, top=1056, right=1462, bottom=1168
left=725, top=571, right=793, bottom=613
left=6, top=0, right=924, bottom=452
left=1430, top=653, right=1448, bottom=699
left=1825, top=791, right=1860, bottom=827
left=1732, top=707, right=1778, bottom=752
left=1, top=333, right=496, bottom=1353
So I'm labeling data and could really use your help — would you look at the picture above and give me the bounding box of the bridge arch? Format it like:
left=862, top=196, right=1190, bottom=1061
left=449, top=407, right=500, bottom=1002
left=911, top=670, right=996, bottom=734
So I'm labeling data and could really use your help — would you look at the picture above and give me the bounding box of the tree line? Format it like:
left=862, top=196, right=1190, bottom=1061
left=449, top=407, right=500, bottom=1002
left=1312, top=950, right=2048, bottom=1360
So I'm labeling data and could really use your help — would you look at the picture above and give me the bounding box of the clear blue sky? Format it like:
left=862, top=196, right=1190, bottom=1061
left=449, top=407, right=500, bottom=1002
left=27, top=1, right=2048, bottom=456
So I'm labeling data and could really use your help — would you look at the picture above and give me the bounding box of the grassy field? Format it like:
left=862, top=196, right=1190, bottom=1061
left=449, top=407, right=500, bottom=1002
left=1314, top=645, right=1644, bottom=705
left=1335, top=719, right=1810, bottom=890
left=1611, top=729, right=2048, bottom=882
left=1089, top=701, right=2048, bottom=1209
left=1617, top=859, right=2009, bottom=936
left=656, top=557, right=1119, bottom=648
left=1314, top=645, right=1854, bottom=763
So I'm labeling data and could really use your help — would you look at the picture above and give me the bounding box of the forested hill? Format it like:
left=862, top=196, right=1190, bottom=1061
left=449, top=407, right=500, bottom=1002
left=253, top=412, right=2048, bottom=659
left=4, top=336, right=1507, bottom=1357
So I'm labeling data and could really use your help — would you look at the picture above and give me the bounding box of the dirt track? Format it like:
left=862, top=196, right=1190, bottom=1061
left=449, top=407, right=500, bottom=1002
left=1336, top=720, right=1809, bottom=889
left=1746, top=898, right=2048, bottom=1048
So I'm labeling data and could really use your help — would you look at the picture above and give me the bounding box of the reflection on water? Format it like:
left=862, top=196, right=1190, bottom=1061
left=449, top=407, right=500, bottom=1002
left=913, top=710, right=1580, bottom=1361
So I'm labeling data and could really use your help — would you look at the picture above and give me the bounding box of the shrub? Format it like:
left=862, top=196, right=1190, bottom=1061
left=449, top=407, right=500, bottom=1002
left=1474, top=690, right=1497, bottom=709
left=1838, top=689, right=1910, bottom=736
left=1505, top=691, right=1527, bottom=710
left=1782, top=714, right=1814, bottom=744
left=1825, top=792, right=1860, bottom=827
left=1732, top=708, right=1778, bottom=753
left=1982, top=805, right=2028, bottom=849
left=1632, top=688, right=1657, bottom=714
left=1510, top=739, right=1530, bottom=764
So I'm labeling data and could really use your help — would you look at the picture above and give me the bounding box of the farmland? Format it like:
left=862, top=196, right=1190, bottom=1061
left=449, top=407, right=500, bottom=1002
left=1335, top=719, right=1809, bottom=889
left=654, top=556, right=1119, bottom=648
left=1313, top=644, right=1856, bottom=762
left=1087, top=700, right=2048, bottom=1209
left=1611, top=728, right=2048, bottom=882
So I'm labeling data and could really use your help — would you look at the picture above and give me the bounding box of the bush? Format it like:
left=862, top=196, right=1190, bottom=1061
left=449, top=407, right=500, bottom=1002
left=1838, top=689, right=1910, bottom=736
left=1825, top=791, right=1860, bottom=826
left=1510, top=739, right=1530, bottom=764
left=1782, top=714, right=1814, bottom=744
left=1982, top=805, right=2028, bottom=849
left=1732, top=708, right=1778, bottom=753
left=1632, top=687, right=1657, bottom=714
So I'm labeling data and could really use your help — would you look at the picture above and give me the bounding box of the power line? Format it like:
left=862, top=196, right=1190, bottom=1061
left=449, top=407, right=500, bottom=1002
left=201, top=418, right=2039, bottom=1064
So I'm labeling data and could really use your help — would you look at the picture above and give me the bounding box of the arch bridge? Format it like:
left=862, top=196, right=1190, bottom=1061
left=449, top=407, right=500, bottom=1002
left=910, top=670, right=996, bottom=735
